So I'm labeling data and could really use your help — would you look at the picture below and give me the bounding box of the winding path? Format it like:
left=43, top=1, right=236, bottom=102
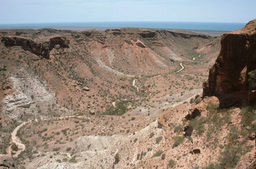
left=5, top=115, right=92, bottom=157
left=96, top=58, right=134, bottom=78
left=132, top=79, right=139, bottom=92
left=176, top=63, right=184, bottom=73
left=3, top=86, right=199, bottom=159
left=7, top=121, right=30, bottom=157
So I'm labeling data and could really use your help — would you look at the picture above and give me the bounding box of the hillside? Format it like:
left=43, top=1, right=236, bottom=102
left=1, top=24, right=254, bottom=169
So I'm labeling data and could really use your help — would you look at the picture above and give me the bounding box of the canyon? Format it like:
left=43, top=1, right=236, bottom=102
left=0, top=20, right=255, bottom=169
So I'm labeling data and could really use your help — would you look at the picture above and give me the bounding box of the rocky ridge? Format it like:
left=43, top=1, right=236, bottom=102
left=203, top=19, right=256, bottom=107
left=1, top=36, right=69, bottom=59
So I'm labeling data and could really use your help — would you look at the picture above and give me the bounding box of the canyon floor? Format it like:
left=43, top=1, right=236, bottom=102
left=0, top=27, right=255, bottom=169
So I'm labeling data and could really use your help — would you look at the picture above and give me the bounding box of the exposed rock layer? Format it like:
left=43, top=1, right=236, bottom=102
left=203, top=19, right=256, bottom=106
left=1, top=36, right=69, bottom=59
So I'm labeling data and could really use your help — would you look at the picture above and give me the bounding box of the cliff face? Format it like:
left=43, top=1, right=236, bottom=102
left=203, top=19, right=256, bottom=106
left=1, top=36, right=69, bottom=59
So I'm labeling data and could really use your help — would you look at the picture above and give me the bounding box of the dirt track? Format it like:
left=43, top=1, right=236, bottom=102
left=176, top=63, right=184, bottom=73
left=5, top=88, right=201, bottom=158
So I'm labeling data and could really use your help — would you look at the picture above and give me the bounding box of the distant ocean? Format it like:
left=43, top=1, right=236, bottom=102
left=0, top=22, right=246, bottom=31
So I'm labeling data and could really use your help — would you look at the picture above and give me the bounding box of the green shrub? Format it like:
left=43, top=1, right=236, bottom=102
left=194, top=97, right=201, bottom=104
left=168, top=159, right=176, bottom=167
left=206, top=125, right=253, bottom=169
left=172, top=136, right=184, bottom=148
left=205, top=103, right=233, bottom=142
left=134, top=138, right=138, bottom=143
left=53, top=147, right=60, bottom=151
left=155, top=136, right=163, bottom=144
left=206, top=102, right=218, bottom=113
left=66, top=147, right=72, bottom=152
left=69, top=156, right=77, bottom=163
left=149, top=132, right=154, bottom=138
left=202, top=163, right=221, bottom=169
left=114, top=153, right=120, bottom=164
left=104, top=100, right=133, bottom=116
left=11, top=144, right=19, bottom=151
left=219, top=144, right=242, bottom=168
left=152, top=150, right=163, bottom=158
left=174, top=124, right=183, bottom=133
left=240, top=107, right=255, bottom=128
left=227, top=126, right=239, bottom=142
left=189, top=117, right=206, bottom=136
left=61, top=129, right=68, bottom=135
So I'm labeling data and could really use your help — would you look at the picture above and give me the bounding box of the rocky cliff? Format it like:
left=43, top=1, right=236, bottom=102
left=203, top=19, right=256, bottom=107
left=1, top=36, right=69, bottom=59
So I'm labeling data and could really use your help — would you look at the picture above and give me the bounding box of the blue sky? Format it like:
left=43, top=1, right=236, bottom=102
left=0, top=0, right=255, bottom=24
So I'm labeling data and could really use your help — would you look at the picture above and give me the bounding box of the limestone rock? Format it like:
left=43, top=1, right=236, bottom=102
left=83, top=86, right=90, bottom=91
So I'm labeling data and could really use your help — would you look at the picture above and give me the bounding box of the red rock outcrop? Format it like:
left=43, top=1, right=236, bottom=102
left=203, top=19, right=256, bottom=106
left=1, top=36, right=69, bottom=59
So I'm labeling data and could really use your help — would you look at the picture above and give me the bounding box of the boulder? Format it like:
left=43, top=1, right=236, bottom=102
left=89, top=110, right=95, bottom=115
left=83, top=87, right=90, bottom=91
left=190, top=149, right=201, bottom=154
left=185, top=108, right=201, bottom=121
left=184, top=126, right=193, bottom=137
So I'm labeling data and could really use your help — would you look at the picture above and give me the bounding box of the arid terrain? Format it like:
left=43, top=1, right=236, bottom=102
left=0, top=20, right=255, bottom=169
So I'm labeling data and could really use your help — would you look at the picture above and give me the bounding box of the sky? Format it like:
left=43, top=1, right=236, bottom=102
left=0, top=0, right=255, bottom=24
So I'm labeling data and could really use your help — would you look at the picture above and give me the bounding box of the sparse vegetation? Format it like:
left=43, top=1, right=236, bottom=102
left=1, top=27, right=254, bottom=169
left=114, top=153, right=120, bottom=164
left=11, top=144, right=19, bottom=151
left=53, top=147, right=60, bottom=151
left=155, top=136, right=163, bottom=144
left=189, top=116, right=206, bottom=136
left=66, top=147, right=72, bottom=152
left=168, top=159, right=176, bottom=168
left=149, top=132, right=154, bottom=138
left=103, top=100, right=133, bottom=116
left=240, top=106, right=256, bottom=133
left=174, top=124, right=183, bottom=133
left=202, top=105, right=254, bottom=169
left=69, top=156, right=77, bottom=163
left=172, top=136, right=184, bottom=148
left=152, top=150, right=163, bottom=158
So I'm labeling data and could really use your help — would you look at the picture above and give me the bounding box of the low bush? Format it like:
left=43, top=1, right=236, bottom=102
left=172, top=136, right=184, bottom=148
left=155, top=136, right=163, bottom=144
left=168, top=159, right=176, bottom=167
left=152, top=150, right=163, bottom=158
left=104, top=100, right=133, bottom=116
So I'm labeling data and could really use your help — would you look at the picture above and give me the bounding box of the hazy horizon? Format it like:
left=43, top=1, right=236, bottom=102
left=0, top=21, right=246, bottom=31
left=0, top=0, right=255, bottom=25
